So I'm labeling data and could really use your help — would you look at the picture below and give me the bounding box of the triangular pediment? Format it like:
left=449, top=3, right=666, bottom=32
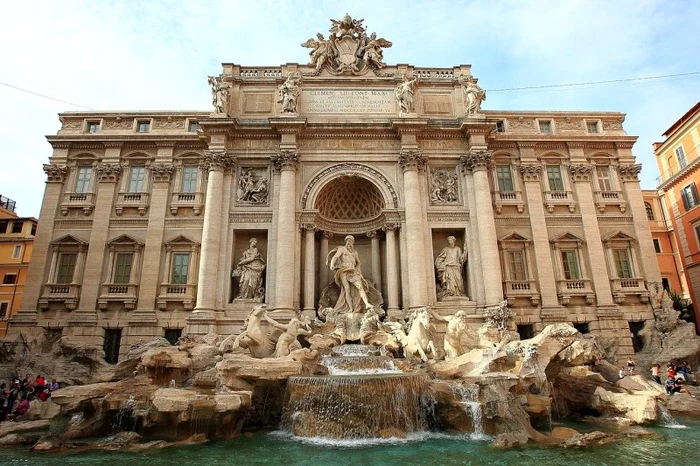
left=51, top=234, right=88, bottom=245
left=107, top=234, right=142, bottom=246
left=551, top=232, right=584, bottom=243
left=602, top=231, right=636, bottom=243
left=499, top=232, right=531, bottom=243
left=164, top=235, right=197, bottom=245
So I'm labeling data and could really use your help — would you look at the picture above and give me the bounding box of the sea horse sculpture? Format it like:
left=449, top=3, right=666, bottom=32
left=219, top=304, right=275, bottom=358
left=386, top=307, right=438, bottom=362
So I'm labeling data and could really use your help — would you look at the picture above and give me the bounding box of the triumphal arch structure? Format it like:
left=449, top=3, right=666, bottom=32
left=11, top=15, right=661, bottom=361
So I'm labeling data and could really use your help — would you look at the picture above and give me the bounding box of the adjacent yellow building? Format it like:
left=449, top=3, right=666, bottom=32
left=0, top=195, right=37, bottom=336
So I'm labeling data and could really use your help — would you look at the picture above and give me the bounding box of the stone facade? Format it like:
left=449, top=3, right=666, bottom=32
left=8, top=16, right=660, bottom=362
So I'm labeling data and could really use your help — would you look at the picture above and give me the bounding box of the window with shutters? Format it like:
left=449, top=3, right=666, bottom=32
left=171, top=253, right=191, bottom=284
left=613, top=248, right=633, bottom=279
left=676, top=146, right=687, bottom=169
left=681, top=183, right=699, bottom=210
left=645, top=202, right=654, bottom=220
left=56, top=253, right=77, bottom=283
left=496, top=166, right=514, bottom=192
left=40, top=235, right=87, bottom=311
left=157, top=236, right=199, bottom=311
left=181, top=166, right=199, bottom=193
left=113, top=253, right=133, bottom=284
left=507, top=250, right=527, bottom=281
left=596, top=166, right=613, bottom=191
left=98, top=235, right=143, bottom=311
left=560, top=250, right=581, bottom=280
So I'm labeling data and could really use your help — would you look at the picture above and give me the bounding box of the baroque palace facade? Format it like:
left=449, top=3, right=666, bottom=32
left=10, top=16, right=660, bottom=361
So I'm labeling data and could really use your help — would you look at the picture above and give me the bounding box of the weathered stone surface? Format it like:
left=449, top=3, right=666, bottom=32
left=0, top=433, right=34, bottom=445
left=491, top=432, right=529, bottom=447
left=590, top=387, right=659, bottom=424
left=188, top=344, right=222, bottom=371
left=31, top=434, right=64, bottom=451
left=564, top=431, right=616, bottom=448
left=215, top=393, right=251, bottom=413
left=0, top=420, right=51, bottom=438
left=141, top=347, right=193, bottom=370
left=663, top=393, right=700, bottom=416
left=151, top=388, right=198, bottom=413
left=549, top=426, right=580, bottom=441
left=216, top=352, right=307, bottom=389
left=26, top=399, right=61, bottom=420
left=50, top=382, right=114, bottom=412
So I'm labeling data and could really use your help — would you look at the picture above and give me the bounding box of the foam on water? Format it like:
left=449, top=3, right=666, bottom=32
left=269, top=430, right=454, bottom=448
left=659, top=404, right=687, bottom=429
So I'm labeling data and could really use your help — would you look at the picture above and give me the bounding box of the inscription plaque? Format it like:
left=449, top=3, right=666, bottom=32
left=302, top=89, right=394, bottom=114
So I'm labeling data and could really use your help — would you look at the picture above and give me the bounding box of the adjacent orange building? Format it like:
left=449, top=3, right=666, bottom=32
left=654, top=101, right=700, bottom=328
left=0, top=195, right=37, bottom=336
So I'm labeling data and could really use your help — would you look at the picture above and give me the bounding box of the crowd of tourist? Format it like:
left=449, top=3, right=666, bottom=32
left=0, top=374, right=60, bottom=422
left=617, top=359, right=696, bottom=397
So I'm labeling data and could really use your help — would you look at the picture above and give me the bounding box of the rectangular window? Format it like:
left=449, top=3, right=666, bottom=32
left=11, top=221, right=23, bottom=234
left=586, top=121, right=600, bottom=133
left=680, top=183, right=699, bottom=210
left=113, top=253, right=133, bottom=284
left=495, top=120, right=505, bottom=132
left=676, top=146, right=687, bottom=169
left=653, top=239, right=661, bottom=253
left=164, top=328, right=182, bottom=345
left=0, top=220, right=8, bottom=234
left=695, top=224, right=700, bottom=248
left=127, top=166, right=146, bottom=193
left=56, top=253, right=77, bottom=284
left=2, top=274, right=17, bottom=285
left=136, top=120, right=150, bottom=133
left=181, top=166, right=199, bottom=193
left=86, top=121, right=100, bottom=134
left=561, top=250, right=581, bottom=280
left=75, top=167, right=93, bottom=193
left=30, top=224, right=36, bottom=236
left=546, top=165, right=565, bottom=191
left=103, top=328, right=122, bottom=364
left=187, top=121, right=200, bottom=132
left=596, top=166, right=613, bottom=191
left=0, top=303, right=8, bottom=320
left=613, top=248, right=633, bottom=279
left=538, top=120, right=552, bottom=134
left=516, top=324, right=534, bottom=339
left=507, top=250, right=527, bottom=281
left=171, top=253, right=190, bottom=284
left=12, top=245, right=22, bottom=259
left=573, top=322, right=590, bottom=334
left=495, top=165, right=514, bottom=192
left=662, top=278, right=670, bottom=291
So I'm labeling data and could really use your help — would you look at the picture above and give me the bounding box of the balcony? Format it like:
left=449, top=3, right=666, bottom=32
left=493, top=190, right=525, bottom=214
left=60, top=192, right=95, bottom=216
left=115, top=192, right=150, bottom=216
left=157, top=283, right=196, bottom=311
left=503, top=280, right=540, bottom=305
left=544, top=190, right=576, bottom=213
left=611, top=277, right=649, bottom=304
left=556, top=279, right=594, bottom=305
left=594, top=190, right=627, bottom=214
left=169, top=191, right=204, bottom=215
left=39, top=284, right=81, bottom=310
left=98, top=283, right=139, bottom=310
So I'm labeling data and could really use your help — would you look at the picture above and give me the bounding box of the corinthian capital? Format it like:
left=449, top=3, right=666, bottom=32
left=150, top=163, right=174, bottom=183
left=96, top=163, right=123, bottom=182
left=568, top=163, right=593, bottom=182
left=618, top=163, right=642, bottom=182
left=271, top=149, right=300, bottom=172
left=519, top=164, right=542, bottom=182
left=203, top=150, right=235, bottom=172
left=460, top=149, right=492, bottom=173
left=43, top=164, right=68, bottom=182
left=398, top=149, right=426, bottom=171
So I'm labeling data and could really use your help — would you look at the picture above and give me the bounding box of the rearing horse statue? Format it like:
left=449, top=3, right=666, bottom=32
left=387, top=307, right=438, bottom=362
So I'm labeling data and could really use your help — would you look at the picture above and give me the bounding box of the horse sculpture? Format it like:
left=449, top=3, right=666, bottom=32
left=218, top=304, right=275, bottom=358
left=386, top=307, right=438, bottom=362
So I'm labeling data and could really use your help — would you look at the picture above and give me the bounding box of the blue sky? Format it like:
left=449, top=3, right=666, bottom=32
left=1, top=0, right=698, bottom=217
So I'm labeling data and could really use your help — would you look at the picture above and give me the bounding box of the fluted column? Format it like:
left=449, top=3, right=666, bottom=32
left=461, top=150, right=503, bottom=306
left=462, top=168, right=484, bottom=304
left=367, top=230, right=382, bottom=292
left=319, top=231, right=332, bottom=290
left=383, top=224, right=400, bottom=317
left=194, top=150, right=234, bottom=313
left=302, top=224, right=316, bottom=317
left=271, top=150, right=300, bottom=313
left=399, top=149, right=429, bottom=308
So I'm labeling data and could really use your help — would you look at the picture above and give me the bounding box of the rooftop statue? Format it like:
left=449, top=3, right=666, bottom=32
left=207, top=75, right=231, bottom=115
left=395, top=74, right=417, bottom=116
left=301, top=14, right=391, bottom=75
left=278, top=72, right=301, bottom=113
left=459, top=74, right=486, bottom=117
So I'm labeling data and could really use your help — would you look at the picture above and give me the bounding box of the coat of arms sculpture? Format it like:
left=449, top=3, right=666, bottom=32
left=301, top=14, right=392, bottom=75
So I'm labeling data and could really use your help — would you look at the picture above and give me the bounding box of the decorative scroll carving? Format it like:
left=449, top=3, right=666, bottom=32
left=237, top=167, right=269, bottom=204
left=519, top=164, right=542, bottom=182
left=150, top=163, right=174, bottom=182
left=398, top=149, right=426, bottom=171
left=301, top=14, right=392, bottom=75
left=555, top=117, right=583, bottom=130
left=61, top=120, right=82, bottom=130
left=95, top=163, right=122, bottom=182
left=301, top=162, right=399, bottom=209
left=277, top=72, right=301, bottom=114
left=103, top=118, right=133, bottom=130
left=203, top=150, right=235, bottom=172
left=270, top=150, right=300, bottom=172
left=208, top=75, right=231, bottom=115
left=154, top=118, right=184, bottom=130
left=568, top=163, right=593, bottom=182
left=602, top=119, right=624, bottom=131
left=618, top=163, right=642, bottom=182
left=43, top=164, right=68, bottom=182
left=508, top=118, right=536, bottom=130
left=460, top=149, right=492, bottom=173
left=429, top=168, right=459, bottom=204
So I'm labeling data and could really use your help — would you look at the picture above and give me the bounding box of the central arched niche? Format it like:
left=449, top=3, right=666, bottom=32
left=314, top=175, right=385, bottom=233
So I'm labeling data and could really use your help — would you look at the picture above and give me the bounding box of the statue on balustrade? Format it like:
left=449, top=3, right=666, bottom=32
left=208, top=75, right=231, bottom=114
left=395, top=74, right=417, bottom=116
left=435, top=236, right=468, bottom=300
left=459, top=74, right=486, bottom=117
left=233, top=238, right=266, bottom=300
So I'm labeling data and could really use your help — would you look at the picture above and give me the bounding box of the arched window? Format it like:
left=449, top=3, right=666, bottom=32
left=645, top=202, right=654, bottom=220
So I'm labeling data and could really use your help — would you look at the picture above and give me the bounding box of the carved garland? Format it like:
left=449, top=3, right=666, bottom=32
left=301, top=162, right=399, bottom=209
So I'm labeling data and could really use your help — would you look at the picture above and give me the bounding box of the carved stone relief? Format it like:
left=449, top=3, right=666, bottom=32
left=237, top=167, right=270, bottom=205
left=429, top=168, right=460, bottom=204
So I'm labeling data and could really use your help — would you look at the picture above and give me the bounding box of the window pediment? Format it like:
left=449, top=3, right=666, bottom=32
left=52, top=234, right=88, bottom=246
left=551, top=232, right=584, bottom=245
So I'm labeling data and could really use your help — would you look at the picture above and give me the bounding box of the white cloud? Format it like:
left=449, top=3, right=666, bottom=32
left=0, top=0, right=698, bottom=216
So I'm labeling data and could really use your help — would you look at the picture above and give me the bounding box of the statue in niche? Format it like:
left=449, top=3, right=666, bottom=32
left=395, top=74, right=417, bottom=116
left=435, top=236, right=468, bottom=300
left=238, top=168, right=269, bottom=204
left=208, top=75, right=231, bottom=114
left=278, top=72, right=301, bottom=113
left=218, top=304, right=275, bottom=358
left=430, top=169, right=459, bottom=204
left=429, top=309, right=473, bottom=361
left=459, top=74, right=486, bottom=117
left=301, top=33, right=336, bottom=71
left=233, top=238, right=266, bottom=300
left=328, top=235, right=373, bottom=314
left=264, top=314, right=312, bottom=358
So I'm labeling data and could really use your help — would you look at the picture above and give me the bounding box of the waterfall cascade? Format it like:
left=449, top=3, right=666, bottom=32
left=659, top=404, right=687, bottom=429
left=451, top=384, right=487, bottom=439
left=281, top=345, right=431, bottom=439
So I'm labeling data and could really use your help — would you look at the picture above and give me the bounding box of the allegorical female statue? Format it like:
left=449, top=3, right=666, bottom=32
left=435, top=236, right=468, bottom=299
left=233, top=238, right=266, bottom=300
